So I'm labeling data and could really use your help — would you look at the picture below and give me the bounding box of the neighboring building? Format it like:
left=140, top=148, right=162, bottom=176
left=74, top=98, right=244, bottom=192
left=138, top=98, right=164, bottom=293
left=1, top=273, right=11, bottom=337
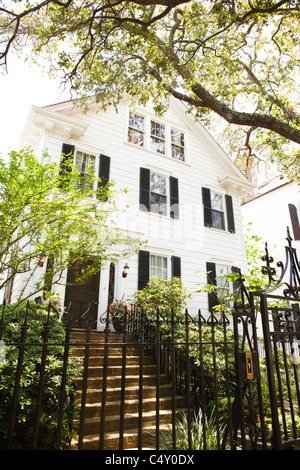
left=10, top=95, right=254, bottom=328
left=242, top=180, right=300, bottom=265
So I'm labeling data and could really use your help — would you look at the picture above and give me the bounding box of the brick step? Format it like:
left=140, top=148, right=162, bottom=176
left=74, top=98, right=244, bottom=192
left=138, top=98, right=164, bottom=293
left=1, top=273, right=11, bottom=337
left=71, top=422, right=174, bottom=450
left=70, top=330, right=186, bottom=450
left=75, top=372, right=170, bottom=390
left=74, top=408, right=185, bottom=435
left=71, top=345, right=144, bottom=357
left=71, top=331, right=134, bottom=341
left=74, top=354, right=154, bottom=367
left=82, top=363, right=157, bottom=377
left=80, top=395, right=186, bottom=418
left=75, top=383, right=175, bottom=402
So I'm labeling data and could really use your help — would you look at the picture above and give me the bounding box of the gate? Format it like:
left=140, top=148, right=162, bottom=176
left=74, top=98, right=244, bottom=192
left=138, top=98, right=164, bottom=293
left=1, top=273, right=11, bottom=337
left=230, top=228, right=300, bottom=450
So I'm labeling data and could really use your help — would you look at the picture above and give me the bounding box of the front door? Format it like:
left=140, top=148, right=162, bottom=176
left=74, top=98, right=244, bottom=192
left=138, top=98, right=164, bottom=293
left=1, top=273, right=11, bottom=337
left=64, top=260, right=100, bottom=329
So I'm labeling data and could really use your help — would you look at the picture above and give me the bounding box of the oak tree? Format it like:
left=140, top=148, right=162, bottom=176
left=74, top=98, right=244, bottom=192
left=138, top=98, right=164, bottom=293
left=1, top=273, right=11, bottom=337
left=1, top=1, right=300, bottom=178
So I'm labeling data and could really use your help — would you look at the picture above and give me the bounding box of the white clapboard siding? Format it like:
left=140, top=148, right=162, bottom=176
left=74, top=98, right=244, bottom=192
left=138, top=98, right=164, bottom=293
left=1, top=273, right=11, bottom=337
left=11, top=96, right=254, bottom=320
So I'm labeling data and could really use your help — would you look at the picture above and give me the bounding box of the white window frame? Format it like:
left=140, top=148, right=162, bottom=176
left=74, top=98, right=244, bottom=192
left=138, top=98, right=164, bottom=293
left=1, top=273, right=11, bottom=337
left=171, top=128, right=185, bottom=161
left=150, top=254, right=168, bottom=280
left=127, top=109, right=186, bottom=162
left=150, top=171, right=168, bottom=216
left=210, top=191, right=225, bottom=230
left=150, top=119, right=166, bottom=154
left=215, top=264, right=231, bottom=299
left=128, top=111, right=145, bottom=147
left=74, top=150, right=96, bottom=193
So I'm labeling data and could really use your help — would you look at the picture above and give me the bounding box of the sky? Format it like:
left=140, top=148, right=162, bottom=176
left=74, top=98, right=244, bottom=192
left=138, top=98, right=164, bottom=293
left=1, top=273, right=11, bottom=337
left=0, top=55, right=71, bottom=157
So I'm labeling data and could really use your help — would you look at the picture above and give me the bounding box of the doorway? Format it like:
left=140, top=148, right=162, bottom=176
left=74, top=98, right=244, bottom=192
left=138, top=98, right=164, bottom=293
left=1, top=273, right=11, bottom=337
left=64, top=259, right=100, bottom=329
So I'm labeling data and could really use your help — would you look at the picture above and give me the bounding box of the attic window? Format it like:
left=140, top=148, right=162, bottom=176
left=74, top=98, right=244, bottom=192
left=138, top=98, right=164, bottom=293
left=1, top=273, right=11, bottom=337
left=128, top=112, right=145, bottom=146
left=150, top=120, right=166, bottom=154
left=171, top=129, right=185, bottom=161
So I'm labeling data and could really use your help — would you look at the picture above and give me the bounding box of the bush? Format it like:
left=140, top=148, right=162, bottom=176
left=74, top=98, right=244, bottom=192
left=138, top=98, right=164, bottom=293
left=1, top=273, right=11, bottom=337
left=0, top=302, right=82, bottom=449
left=133, top=276, right=192, bottom=319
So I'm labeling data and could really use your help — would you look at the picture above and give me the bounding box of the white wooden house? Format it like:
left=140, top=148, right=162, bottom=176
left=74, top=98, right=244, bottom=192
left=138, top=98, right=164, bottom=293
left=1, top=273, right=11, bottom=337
left=9, top=95, right=254, bottom=328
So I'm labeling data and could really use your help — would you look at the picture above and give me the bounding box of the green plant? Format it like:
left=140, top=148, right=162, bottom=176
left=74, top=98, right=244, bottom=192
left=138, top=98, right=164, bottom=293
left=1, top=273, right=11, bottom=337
left=158, top=409, right=225, bottom=450
left=0, top=302, right=82, bottom=449
left=133, top=276, right=192, bottom=319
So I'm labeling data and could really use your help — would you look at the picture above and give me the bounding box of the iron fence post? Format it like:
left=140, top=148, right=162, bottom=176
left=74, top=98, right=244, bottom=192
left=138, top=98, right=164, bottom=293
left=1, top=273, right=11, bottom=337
left=259, top=293, right=283, bottom=450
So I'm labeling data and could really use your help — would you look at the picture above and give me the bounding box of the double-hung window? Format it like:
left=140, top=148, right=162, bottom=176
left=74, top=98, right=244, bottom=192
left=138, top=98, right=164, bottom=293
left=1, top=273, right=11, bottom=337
left=206, top=262, right=237, bottom=312
left=150, top=255, right=168, bottom=280
left=215, top=265, right=230, bottom=299
left=210, top=191, right=225, bottom=230
left=171, top=129, right=185, bottom=161
left=74, top=151, right=96, bottom=193
left=128, top=112, right=145, bottom=146
left=139, top=167, right=179, bottom=219
left=150, top=120, right=166, bottom=154
left=128, top=111, right=186, bottom=161
left=202, top=187, right=235, bottom=233
left=138, top=250, right=181, bottom=290
left=150, top=173, right=167, bottom=216
left=59, top=143, right=111, bottom=200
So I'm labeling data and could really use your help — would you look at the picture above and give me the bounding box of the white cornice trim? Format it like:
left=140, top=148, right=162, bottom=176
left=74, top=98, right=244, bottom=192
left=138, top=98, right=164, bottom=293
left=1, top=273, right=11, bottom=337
left=19, top=105, right=88, bottom=150
left=218, top=175, right=256, bottom=195
left=30, top=105, right=88, bottom=138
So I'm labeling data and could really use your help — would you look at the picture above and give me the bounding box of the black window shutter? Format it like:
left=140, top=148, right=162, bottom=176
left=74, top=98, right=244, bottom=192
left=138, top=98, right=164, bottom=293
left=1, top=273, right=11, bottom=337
left=138, top=250, right=150, bottom=290
left=170, top=176, right=179, bottom=219
left=98, top=154, right=111, bottom=200
left=225, top=194, right=235, bottom=233
left=59, top=143, right=75, bottom=187
left=206, top=262, right=218, bottom=311
left=171, top=256, right=181, bottom=278
left=202, top=187, right=212, bottom=227
left=139, top=168, right=150, bottom=212
left=288, top=204, right=300, bottom=240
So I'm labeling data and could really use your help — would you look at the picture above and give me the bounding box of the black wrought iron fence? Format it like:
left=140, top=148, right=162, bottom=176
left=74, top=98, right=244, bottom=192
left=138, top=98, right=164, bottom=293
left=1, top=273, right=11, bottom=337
left=0, top=301, right=80, bottom=450
left=1, top=229, right=300, bottom=451
left=0, top=300, right=240, bottom=450
left=127, top=306, right=238, bottom=450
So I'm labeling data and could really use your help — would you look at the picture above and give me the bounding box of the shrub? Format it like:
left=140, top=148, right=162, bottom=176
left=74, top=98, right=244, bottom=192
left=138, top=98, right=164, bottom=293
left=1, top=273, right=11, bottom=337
left=133, top=276, right=192, bottom=318
left=0, top=302, right=82, bottom=449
